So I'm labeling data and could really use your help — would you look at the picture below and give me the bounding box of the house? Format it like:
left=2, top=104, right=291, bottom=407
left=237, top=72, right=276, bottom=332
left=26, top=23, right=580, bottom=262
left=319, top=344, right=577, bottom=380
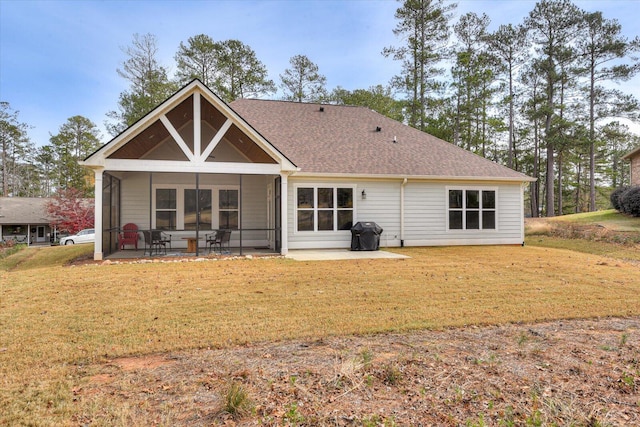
left=81, top=80, right=534, bottom=260
left=622, top=146, right=640, bottom=186
left=0, top=197, right=53, bottom=245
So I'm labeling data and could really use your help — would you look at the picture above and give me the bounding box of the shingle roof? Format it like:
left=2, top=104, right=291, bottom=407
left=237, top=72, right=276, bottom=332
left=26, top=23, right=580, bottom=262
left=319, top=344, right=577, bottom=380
left=230, top=99, right=533, bottom=181
left=0, top=197, right=52, bottom=224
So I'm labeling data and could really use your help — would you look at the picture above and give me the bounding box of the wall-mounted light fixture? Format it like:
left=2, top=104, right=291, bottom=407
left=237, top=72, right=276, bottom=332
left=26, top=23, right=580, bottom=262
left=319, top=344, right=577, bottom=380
left=361, top=189, right=367, bottom=200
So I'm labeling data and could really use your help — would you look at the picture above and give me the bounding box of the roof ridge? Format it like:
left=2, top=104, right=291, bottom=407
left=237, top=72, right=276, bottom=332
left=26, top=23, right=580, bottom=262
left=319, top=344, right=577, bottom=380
left=232, top=98, right=370, bottom=109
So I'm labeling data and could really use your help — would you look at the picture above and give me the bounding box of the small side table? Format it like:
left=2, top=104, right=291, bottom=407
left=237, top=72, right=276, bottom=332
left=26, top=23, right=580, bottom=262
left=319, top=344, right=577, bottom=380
left=182, top=237, right=198, bottom=253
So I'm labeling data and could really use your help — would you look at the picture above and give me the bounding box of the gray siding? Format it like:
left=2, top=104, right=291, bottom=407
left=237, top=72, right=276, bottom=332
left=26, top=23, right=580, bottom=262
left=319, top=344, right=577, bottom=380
left=287, top=178, right=524, bottom=249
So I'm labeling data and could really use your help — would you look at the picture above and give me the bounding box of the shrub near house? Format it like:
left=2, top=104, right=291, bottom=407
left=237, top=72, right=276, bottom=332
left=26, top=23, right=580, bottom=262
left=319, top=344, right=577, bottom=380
left=611, top=186, right=640, bottom=217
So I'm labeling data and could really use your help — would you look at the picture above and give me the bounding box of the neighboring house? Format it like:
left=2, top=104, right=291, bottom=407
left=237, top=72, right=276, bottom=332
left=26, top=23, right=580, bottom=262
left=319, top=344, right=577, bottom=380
left=622, top=146, right=640, bottom=186
left=81, top=80, right=534, bottom=260
left=0, top=197, right=53, bottom=245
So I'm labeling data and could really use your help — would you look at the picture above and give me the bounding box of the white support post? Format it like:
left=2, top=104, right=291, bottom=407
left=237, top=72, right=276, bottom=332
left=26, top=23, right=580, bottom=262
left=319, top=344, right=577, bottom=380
left=280, top=172, right=289, bottom=255
left=94, top=170, right=104, bottom=260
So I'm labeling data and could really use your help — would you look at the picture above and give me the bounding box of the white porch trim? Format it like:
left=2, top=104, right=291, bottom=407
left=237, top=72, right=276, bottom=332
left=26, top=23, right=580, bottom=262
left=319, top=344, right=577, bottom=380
left=99, top=159, right=283, bottom=175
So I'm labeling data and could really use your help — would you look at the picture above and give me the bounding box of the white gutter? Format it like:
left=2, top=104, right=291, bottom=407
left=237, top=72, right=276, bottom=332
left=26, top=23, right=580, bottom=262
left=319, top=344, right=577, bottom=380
left=400, top=178, right=408, bottom=247
left=290, top=171, right=536, bottom=183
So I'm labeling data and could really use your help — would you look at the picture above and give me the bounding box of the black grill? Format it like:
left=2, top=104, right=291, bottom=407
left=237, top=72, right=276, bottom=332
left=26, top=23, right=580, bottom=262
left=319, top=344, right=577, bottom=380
left=350, top=221, right=383, bottom=251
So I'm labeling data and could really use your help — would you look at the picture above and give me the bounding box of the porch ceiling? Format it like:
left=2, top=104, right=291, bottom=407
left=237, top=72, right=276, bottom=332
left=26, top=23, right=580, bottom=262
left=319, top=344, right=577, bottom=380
left=108, top=119, right=182, bottom=160
left=219, top=124, right=277, bottom=164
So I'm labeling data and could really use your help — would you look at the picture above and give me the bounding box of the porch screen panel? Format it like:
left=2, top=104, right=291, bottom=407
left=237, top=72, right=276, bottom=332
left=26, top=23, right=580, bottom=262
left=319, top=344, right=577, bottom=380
left=184, top=189, right=212, bottom=230
left=102, top=175, right=112, bottom=254
left=219, top=189, right=238, bottom=229
left=102, top=174, right=120, bottom=255
left=156, top=189, right=177, bottom=230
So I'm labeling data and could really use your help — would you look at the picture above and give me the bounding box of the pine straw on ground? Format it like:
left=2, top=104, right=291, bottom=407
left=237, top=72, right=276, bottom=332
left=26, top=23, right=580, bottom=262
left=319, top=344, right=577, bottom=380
left=76, top=317, right=639, bottom=426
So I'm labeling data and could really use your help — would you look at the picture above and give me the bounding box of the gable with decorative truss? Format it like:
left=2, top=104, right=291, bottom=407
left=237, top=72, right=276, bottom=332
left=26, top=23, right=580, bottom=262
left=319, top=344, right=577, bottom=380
left=82, top=80, right=296, bottom=174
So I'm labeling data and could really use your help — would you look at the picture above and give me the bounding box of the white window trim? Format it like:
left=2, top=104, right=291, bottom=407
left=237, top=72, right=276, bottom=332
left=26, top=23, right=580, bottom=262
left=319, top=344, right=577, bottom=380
left=293, top=184, right=357, bottom=233
left=445, top=186, right=499, bottom=231
left=152, top=184, right=239, bottom=230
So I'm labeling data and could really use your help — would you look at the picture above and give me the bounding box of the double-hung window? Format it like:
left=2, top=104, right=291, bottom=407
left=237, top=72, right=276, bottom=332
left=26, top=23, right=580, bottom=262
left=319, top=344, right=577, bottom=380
left=448, top=188, right=496, bottom=230
left=296, top=186, right=354, bottom=232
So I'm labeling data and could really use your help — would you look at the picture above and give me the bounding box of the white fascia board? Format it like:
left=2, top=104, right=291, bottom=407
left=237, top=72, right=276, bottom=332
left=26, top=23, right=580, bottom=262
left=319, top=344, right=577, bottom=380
left=101, top=158, right=283, bottom=175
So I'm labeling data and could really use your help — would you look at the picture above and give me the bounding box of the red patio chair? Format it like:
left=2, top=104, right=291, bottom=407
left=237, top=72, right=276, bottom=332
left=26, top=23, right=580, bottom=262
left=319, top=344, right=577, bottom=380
left=118, top=223, right=139, bottom=250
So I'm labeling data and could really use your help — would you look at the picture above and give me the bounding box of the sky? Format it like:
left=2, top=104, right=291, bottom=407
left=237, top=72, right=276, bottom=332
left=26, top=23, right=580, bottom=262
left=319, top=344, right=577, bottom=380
left=1, top=0, right=639, bottom=148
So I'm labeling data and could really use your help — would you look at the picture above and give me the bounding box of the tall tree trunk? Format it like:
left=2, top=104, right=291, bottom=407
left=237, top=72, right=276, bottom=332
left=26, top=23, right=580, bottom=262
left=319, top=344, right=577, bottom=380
left=589, top=63, right=596, bottom=211
left=575, top=157, right=582, bottom=213
left=557, top=151, right=563, bottom=215
left=545, top=126, right=555, bottom=217
left=531, top=118, right=540, bottom=218
left=545, top=63, right=555, bottom=217
left=508, top=62, right=514, bottom=169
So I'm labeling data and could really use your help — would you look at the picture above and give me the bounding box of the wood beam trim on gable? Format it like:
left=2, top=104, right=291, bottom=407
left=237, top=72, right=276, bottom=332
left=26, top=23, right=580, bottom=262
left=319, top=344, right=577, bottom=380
left=160, top=115, right=195, bottom=162
left=199, top=118, right=233, bottom=162
left=194, top=93, right=201, bottom=159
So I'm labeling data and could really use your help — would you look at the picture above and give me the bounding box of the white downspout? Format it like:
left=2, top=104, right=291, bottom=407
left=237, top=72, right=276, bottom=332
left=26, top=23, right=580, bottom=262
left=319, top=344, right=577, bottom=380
left=400, top=178, right=407, bottom=247
left=280, top=172, right=289, bottom=255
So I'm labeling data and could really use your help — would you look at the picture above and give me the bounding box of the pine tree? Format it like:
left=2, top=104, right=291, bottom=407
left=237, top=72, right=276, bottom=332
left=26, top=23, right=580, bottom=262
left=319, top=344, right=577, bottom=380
left=279, top=55, right=327, bottom=102
left=106, top=33, right=177, bottom=136
left=383, top=0, right=455, bottom=131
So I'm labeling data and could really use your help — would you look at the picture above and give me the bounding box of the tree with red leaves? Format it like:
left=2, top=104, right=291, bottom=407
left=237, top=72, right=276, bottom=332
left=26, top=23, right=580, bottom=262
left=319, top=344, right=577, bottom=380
left=45, top=188, right=94, bottom=234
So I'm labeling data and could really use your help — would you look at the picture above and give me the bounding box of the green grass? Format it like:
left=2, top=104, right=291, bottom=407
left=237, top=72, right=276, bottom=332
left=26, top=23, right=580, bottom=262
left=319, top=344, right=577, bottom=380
left=0, top=244, right=93, bottom=272
left=551, top=209, right=640, bottom=232
left=525, top=236, right=640, bottom=261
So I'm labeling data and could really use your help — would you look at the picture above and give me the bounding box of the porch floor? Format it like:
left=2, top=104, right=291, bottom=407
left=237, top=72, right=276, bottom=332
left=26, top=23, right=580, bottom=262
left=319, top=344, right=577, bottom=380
left=106, top=248, right=409, bottom=261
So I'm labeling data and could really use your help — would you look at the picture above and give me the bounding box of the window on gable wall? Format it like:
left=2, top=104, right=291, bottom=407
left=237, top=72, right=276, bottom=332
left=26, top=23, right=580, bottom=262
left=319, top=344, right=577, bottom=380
left=448, top=189, right=496, bottom=230
left=296, top=186, right=353, bottom=232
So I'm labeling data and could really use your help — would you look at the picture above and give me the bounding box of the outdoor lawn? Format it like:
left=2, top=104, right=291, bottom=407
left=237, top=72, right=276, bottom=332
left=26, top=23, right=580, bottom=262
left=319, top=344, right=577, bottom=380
left=1, top=221, right=639, bottom=425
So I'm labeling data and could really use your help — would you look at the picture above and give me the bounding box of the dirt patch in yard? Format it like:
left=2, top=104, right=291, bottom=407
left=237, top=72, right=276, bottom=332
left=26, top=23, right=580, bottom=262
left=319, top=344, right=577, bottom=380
left=79, top=317, right=640, bottom=426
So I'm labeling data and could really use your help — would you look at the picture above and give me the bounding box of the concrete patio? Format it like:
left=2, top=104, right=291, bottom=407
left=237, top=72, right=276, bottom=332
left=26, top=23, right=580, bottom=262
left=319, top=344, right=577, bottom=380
left=285, top=249, right=410, bottom=261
